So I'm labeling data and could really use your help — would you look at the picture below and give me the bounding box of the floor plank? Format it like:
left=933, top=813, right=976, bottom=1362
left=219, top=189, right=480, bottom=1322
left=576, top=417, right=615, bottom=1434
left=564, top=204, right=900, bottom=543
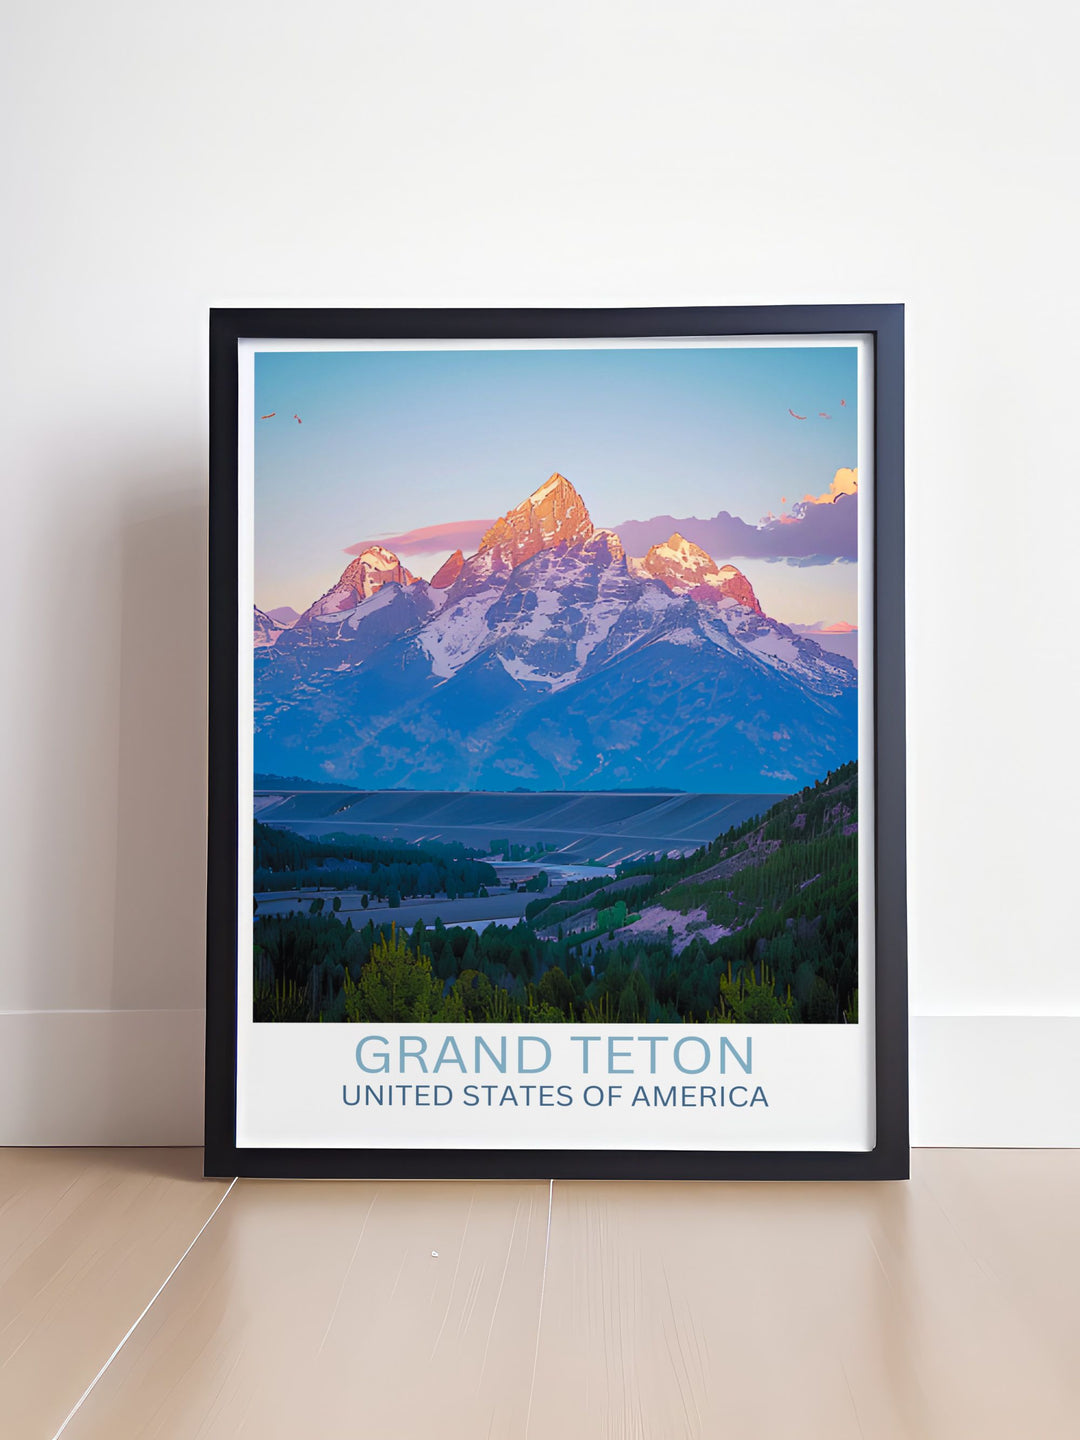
left=60, top=1177, right=550, bottom=1440
left=8, top=1150, right=1080, bottom=1439
left=529, top=1151, right=1080, bottom=1439
left=0, top=1148, right=230, bottom=1439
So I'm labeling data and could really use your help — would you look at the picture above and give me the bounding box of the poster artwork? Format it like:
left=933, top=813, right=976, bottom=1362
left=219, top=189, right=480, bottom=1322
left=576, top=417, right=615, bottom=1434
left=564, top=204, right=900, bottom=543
left=239, top=338, right=872, bottom=1155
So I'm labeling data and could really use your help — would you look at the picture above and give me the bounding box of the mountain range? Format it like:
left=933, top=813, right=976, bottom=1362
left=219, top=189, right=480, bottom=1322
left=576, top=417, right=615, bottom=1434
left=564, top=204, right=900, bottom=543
left=253, top=474, right=857, bottom=792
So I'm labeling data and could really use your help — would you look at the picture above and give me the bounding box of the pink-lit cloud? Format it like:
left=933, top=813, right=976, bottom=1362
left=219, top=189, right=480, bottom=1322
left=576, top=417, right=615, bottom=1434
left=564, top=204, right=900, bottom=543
left=344, top=518, right=494, bottom=559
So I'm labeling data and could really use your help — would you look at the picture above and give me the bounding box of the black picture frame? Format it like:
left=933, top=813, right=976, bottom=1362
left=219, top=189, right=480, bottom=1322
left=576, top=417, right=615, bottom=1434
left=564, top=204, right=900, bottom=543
left=206, top=305, right=907, bottom=1181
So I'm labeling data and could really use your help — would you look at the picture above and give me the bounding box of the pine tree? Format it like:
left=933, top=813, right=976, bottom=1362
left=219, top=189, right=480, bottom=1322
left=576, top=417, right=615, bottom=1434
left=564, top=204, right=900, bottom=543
left=342, top=926, right=447, bottom=1022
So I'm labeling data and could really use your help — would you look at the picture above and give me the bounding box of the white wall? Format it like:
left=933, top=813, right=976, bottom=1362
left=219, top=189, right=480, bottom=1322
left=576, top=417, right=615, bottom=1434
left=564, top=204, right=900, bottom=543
left=2, top=0, right=1078, bottom=1145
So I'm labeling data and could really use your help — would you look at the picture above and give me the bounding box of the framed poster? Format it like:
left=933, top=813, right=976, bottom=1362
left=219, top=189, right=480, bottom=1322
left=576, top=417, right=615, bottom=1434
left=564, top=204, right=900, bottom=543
left=206, top=305, right=907, bottom=1180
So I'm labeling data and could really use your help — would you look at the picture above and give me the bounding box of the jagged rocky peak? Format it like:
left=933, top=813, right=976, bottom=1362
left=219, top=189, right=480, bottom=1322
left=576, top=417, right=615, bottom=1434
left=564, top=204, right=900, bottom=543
left=478, top=473, right=594, bottom=567
left=642, top=532, right=717, bottom=583
left=256, top=477, right=859, bottom=790
left=712, top=564, right=762, bottom=614
left=430, top=549, right=465, bottom=589
left=302, top=545, right=416, bottom=621
left=580, top=527, right=625, bottom=565
left=338, top=545, right=416, bottom=596
left=639, top=532, right=762, bottom=614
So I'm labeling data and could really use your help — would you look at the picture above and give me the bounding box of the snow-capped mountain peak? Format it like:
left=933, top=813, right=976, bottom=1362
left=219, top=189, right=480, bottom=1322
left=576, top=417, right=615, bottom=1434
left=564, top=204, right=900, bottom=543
left=647, top=531, right=714, bottom=574
left=255, top=474, right=855, bottom=791
left=637, top=532, right=762, bottom=614
left=297, top=545, right=417, bottom=625
left=339, top=546, right=416, bottom=596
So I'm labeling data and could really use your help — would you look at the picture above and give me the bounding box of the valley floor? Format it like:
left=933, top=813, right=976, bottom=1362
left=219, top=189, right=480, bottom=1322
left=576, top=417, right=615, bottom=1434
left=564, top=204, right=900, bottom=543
left=255, top=858, right=616, bottom=931
left=254, top=788, right=782, bottom=865
left=251, top=765, right=858, bottom=1025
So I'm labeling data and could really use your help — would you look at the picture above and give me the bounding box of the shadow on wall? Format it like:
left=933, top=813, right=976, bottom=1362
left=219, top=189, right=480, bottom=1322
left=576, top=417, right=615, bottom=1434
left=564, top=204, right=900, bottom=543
left=111, top=488, right=209, bottom=1013
left=5, top=474, right=209, bottom=1143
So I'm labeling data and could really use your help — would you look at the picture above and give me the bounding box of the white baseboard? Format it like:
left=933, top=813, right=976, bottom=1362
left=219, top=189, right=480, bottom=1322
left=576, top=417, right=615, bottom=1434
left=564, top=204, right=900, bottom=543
left=0, top=1012, right=1077, bottom=1148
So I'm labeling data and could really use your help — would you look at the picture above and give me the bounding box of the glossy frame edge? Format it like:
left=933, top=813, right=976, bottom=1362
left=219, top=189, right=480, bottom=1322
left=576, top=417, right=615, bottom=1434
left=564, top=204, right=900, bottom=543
left=205, top=304, right=907, bottom=1181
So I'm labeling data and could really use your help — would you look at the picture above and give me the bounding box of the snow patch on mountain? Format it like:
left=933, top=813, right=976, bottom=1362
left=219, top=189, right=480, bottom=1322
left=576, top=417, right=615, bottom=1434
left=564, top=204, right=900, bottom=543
left=498, top=654, right=562, bottom=687
left=343, top=584, right=400, bottom=622
left=514, top=584, right=564, bottom=641
left=418, top=584, right=506, bottom=678
left=574, top=594, right=626, bottom=666
left=740, top=631, right=801, bottom=664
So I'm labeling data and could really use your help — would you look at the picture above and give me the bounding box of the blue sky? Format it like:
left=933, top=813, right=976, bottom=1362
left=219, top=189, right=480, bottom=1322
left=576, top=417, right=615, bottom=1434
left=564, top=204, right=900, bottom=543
left=254, top=344, right=858, bottom=623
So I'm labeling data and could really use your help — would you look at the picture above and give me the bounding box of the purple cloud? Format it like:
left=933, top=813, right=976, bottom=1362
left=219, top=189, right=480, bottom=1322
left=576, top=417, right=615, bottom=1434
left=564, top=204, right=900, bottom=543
left=614, top=492, right=857, bottom=565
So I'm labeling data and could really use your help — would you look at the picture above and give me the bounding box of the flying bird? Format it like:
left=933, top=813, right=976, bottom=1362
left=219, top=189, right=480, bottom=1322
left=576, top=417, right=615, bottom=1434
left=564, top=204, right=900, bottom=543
left=788, top=408, right=807, bottom=420
left=293, top=413, right=303, bottom=424
left=260, top=412, right=276, bottom=419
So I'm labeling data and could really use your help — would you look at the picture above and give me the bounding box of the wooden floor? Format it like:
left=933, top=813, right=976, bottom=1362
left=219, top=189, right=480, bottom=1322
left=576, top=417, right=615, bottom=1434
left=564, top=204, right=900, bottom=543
left=2, top=1151, right=1078, bottom=1438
